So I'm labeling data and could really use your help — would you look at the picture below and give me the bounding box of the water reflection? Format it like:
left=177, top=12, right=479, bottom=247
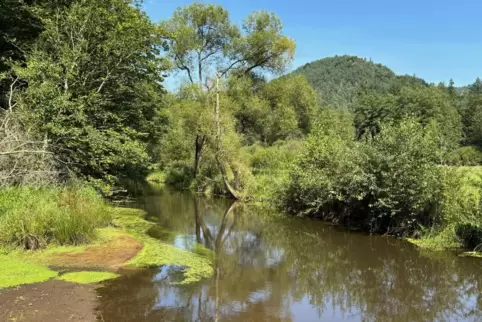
left=96, top=186, right=482, bottom=321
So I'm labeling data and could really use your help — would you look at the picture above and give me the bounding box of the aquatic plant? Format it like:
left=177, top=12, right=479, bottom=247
left=113, top=208, right=214, bottom=284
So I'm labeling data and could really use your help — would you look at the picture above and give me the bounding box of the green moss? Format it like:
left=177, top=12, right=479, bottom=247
left=57, top=271, right=120, bottom=284
left=0, top=255, right=57, bottom=289
left=113, top=208, right=214, bottom=284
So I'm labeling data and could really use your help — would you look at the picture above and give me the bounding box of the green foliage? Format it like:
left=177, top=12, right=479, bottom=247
left=282, top=117, right=444, bottom=236
left=10, top=0, right=168, bottom=185
left=446, top=146, right=482, bottom=166
left=290, top=55, right=397, bottom=109
left=361, top=120, right=442, bottom=234
left=165, top=161, right=194, bottom=189
left=281, top=108, right=365, bottom=217
left=0, top=185, right=113, bottom=249
left=355, top=85, right=462, bottom=153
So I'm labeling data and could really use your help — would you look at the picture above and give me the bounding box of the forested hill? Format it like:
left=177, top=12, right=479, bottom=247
left=288, top=55, right=426, bottom=108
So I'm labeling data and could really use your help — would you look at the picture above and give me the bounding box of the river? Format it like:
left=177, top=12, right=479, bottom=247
left=96, top=186, right=482, bottom=321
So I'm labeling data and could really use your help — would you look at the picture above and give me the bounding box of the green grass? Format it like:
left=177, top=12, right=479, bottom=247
left=0, top=185, right=113, bottom=249
left=113, top=208, right=214, bottom=284
left=0, top=255, right=57, bottom=289
left=57, top=271, right=120, bottom=284
left=410, top=166, right=482, bottom=253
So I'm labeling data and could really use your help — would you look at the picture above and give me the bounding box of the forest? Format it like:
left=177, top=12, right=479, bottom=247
left=2, top=0, right=482, bottom=255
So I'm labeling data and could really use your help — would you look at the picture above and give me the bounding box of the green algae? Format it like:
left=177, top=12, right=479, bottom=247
left=0, top=206, right=213, bottom=288
left=113, top=208, right=214, bottom=284
left=0, top=255, right=57, bottom=289
left=57, top=271, right=120, bottom=284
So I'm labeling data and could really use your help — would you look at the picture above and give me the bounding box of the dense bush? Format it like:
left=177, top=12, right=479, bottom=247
left=164, top=161, right=194, bottom=190
left=281, top=108, right=367, bottom=220
left=0, top=185, right=113, bottom=249
left=282, top=117, right=445, bottom=236
left=446, top=146, right=482, bottom=166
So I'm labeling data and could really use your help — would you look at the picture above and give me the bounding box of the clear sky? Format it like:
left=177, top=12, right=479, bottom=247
left=144, top=0, right=482, bottom=86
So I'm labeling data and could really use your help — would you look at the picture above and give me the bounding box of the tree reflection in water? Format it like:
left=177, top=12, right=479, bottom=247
left=96, top=187, right=482, bottom=322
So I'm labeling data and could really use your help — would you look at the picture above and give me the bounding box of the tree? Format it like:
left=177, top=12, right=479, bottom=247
left=161, top=3, right=295, bottom=198
left=461, top=78, right=482, bottom=146
left=355, top=85, right=462, bottom=153
left=11, top=0, right=168, bottom=187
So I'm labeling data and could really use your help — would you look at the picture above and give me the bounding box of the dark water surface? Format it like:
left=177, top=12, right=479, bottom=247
left=96, top=186, right=482, bottom=321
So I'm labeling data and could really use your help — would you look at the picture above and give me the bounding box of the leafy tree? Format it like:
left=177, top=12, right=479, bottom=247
left=461, top=78, right=482, bottom=146
left=229, top=75, right=317, bottom=144
left=355, top=85, right=462, bottom=153
left=11, top=0, right=168, bottom=187
left=161, top=2, right=295, bottom=198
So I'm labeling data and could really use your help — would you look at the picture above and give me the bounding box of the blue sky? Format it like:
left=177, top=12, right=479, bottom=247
left=144, top=0, right=482, bottom=86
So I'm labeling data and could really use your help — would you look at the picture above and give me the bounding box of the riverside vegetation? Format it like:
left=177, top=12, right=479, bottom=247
left=1, top=0, right=482, bottom=290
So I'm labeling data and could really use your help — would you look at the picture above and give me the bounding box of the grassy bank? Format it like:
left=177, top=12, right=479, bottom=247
left=0, top=187, right=214, bottom=289
left=407, top=166, right=482, bottom=255
left=0, top=185, right=113, bottom=250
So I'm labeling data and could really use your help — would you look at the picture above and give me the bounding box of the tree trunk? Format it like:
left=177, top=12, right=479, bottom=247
left=193, top=135, right=205, bottom=178
left=214, top=72, right=241, bottom=200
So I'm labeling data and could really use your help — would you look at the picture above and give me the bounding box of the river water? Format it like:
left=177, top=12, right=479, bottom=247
left=96, top=186, right=482, bottom=321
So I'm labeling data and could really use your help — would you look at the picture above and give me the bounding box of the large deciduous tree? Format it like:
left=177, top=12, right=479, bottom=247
left=161, top=2, right=295, bottom=198
left=10, top=0, right=168, bottom=188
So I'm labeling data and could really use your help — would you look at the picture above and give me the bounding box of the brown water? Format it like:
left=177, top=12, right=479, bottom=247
left=96, top=186, right=482, bottom=321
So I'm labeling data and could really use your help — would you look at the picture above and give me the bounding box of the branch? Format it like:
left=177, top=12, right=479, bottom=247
left=0, top=151, right=53, bottom=156
left=220, top=59, right=246, bottom=77
left=174, top=54, right=194, bottom=84
left=243, top=53, right=276, bottom=76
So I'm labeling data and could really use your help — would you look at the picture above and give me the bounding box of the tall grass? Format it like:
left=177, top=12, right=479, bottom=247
left=0, top=185, right=113, bottom=249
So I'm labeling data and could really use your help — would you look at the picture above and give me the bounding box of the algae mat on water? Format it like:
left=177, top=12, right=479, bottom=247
left=0, top=255, right=58, bottom=288
left=113, top=208, right=214, bottom=284
left=57, top=271, right=120, bottom=284
left=0, top=208, right=213, bottom=289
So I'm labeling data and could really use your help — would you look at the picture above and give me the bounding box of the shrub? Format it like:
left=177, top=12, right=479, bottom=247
left=446, top=146, right=482, bottom=166
left=164, top=161, right=194, bottom=189
left=281, top=110, right=367, bottom=220
left=0, top=185, right=113, bottom=249
left=361, top=120, right=442, bottom=234
left=282, top=118, right=445, bottom=236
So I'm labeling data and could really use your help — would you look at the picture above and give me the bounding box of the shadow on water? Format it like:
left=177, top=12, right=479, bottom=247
left=96, top=186, right=482, bottom=321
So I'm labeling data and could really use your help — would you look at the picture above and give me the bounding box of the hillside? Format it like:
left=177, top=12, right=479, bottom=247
left=289, top=55, right=426, bottom=109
